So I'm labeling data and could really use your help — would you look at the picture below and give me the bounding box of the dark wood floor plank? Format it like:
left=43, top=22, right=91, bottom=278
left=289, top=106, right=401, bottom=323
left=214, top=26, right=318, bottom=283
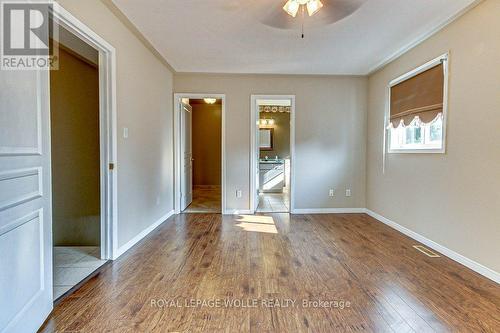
left=309, top=214, right=449, bottom=332
left=271, top=213, right=397, bottom=332
left=311, top=213, right=500, bottom=331
left=39, top=213, right=500, bottom=333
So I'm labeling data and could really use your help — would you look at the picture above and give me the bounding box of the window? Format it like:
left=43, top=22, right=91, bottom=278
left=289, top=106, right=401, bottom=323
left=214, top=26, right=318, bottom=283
left=387, top=54, right=448, bottom=153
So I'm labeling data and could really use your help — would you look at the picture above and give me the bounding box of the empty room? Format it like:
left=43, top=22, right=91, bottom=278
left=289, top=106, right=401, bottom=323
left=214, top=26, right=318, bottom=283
left=0, top=0, right=499, bottom=332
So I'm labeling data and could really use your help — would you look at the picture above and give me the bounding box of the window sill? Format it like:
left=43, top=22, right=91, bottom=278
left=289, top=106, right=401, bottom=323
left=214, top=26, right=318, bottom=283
left=388, top=147, right=445, bottom=154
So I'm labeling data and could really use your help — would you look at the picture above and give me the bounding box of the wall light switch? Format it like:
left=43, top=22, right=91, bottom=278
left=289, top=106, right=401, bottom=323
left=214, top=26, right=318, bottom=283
left=346, top=189, right=352, bottom=197
left=329, top=189, right=335, bottom=197
left=123, top=127, right=129, bottom=139
left=236, top=190, right=242, bottom=198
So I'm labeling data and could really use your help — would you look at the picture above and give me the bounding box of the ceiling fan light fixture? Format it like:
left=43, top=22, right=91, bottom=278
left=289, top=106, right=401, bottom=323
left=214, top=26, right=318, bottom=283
left=306, top=0, right=323, bottom=16
left=283, top=0, right=300, bottom=17
left=283, top=0, right=323, bottom=18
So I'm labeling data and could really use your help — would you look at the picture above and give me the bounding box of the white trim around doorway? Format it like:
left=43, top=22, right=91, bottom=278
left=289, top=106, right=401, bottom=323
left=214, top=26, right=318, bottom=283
left=52, top=3, right=118, bottom=260
left=173, top=93, right=226, bottom=214
left=250, top=95, right=296, bottom=214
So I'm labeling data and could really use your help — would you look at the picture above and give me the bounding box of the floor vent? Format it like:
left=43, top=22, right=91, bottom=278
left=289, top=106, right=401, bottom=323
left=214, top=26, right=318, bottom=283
left=413, top=245, right=441, bottom=258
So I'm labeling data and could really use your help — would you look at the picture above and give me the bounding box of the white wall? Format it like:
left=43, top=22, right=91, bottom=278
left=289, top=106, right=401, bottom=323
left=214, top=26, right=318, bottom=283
left=56, top=0, right=174, bottom=248
left=175, top=74, right=367, bottom=212
left=366, top=0, right=500, bottom=273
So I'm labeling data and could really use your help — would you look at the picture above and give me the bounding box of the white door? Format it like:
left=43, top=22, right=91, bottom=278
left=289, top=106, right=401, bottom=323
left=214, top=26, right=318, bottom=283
left=0, top=69, right=53, bottom=332
left=180, top=103, right=193, bottom=211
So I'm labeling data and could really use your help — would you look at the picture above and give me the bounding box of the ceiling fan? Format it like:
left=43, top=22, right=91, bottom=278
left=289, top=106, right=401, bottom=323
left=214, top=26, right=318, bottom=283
left=282, top=0, right=324, bottom=37
left=253, top=0, right=366, bottom=37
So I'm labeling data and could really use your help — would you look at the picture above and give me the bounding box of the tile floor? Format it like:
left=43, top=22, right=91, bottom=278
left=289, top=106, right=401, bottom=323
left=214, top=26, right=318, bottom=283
left=256, top=192, right=290, bottom=213
left=53, top=246, right=107, bottom=300
left=184, top=186, right=221, bottom=213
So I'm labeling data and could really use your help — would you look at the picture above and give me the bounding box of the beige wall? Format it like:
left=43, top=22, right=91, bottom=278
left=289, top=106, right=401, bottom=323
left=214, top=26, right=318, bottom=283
left=175, top=74, right=367, bottom=211
left=192, top=103, right=222, bottom=186
left=259, top=112, right=290, bottom=160
left=57, top=0, right=174, bottom=248
left=50, top=47, right=100, bottom=246
left=366, top=0, right=500, bottom=273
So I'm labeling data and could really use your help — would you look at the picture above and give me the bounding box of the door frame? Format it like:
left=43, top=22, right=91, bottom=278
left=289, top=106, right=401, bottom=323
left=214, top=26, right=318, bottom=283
left=52, top=3, right=118, bottom=260
left=173, top=93, right=226, bottom=214
left=250, top=95, right=296, bottom=213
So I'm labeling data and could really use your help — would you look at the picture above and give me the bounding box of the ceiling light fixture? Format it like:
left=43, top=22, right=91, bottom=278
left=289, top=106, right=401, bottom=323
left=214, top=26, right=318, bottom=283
left=204, top=98, right=217, bottom=104
left=283, top=0, right=323, bottom=38
left=283, top=0, right=300, bottom=17
left=283, top=0, right=323, bottom=18
left=259, top=118, right=275, bottom=127
left=306, top=0, right=324, bottom=16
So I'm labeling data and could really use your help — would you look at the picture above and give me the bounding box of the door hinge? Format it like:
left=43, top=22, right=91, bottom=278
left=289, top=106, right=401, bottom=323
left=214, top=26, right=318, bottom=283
left=109, top=163, right=115, bottom=170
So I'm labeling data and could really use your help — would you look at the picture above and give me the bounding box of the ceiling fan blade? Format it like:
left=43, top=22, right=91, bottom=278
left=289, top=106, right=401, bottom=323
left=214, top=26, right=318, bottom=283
left=317, top=0, right=366, bottom=25
left=256, top=0, right=297, bottom=29
left=260, top=12, right=297, bottom=30
left=219, top=0, right=248, bottom=11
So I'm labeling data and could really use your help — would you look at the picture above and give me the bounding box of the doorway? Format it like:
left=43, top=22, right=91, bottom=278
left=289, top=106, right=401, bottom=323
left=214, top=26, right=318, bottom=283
left=250, top=95, right=295, bottom=213
left=174, top=94, right=226, bottom=214
left=48, top=10, right=117, bottom=300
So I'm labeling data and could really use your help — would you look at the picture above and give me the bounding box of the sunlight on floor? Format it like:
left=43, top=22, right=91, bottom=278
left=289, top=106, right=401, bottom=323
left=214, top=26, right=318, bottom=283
left=235, top=215, right=278, bottom=234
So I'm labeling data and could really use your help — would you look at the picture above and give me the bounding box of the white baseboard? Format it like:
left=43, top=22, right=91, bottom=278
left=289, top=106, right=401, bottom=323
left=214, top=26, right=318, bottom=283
left=365, top=209, right=500, bottom=284
left=113, top=210, right=175, bottom=260
left=292, top=208, right=366, bottom=214
left=227, top=208, right=366, bottom=215
left=225, top=209, right=253, bottom=215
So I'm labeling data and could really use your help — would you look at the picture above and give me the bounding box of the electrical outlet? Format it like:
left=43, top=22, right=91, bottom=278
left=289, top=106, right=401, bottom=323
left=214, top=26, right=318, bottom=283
left=346, top=189, right=352, bottom=197
left=236, top=190, right=242, bottom=198
left=329, top=189, right=335, bottom=197
left=123, top=127, right=129, bottom=139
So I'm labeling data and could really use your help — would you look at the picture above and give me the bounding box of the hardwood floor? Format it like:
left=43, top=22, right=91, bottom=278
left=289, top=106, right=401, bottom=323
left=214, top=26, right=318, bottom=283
left=39, top=213, right=500, bottom=332
left=184, top=186, right=221, bottom=213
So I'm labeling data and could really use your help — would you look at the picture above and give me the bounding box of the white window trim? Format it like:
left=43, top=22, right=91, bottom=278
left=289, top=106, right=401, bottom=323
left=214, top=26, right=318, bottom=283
left=385, top=53, right=449, bottom=154
left=389, top=114, right=444, bottom=152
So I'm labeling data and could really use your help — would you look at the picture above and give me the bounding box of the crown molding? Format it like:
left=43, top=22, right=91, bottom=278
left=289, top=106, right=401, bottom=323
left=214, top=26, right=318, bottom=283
left=367, top=0, right=483, bottom=76
left=101, top=0, right=176, bottom=73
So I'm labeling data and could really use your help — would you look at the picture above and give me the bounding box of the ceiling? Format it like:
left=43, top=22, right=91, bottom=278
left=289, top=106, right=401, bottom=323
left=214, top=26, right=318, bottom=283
left=112, top=0, right=478, bottom=75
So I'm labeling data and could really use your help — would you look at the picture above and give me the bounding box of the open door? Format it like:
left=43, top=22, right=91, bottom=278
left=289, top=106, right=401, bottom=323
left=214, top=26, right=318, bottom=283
left=180, top=103, right=193, bottom=211
left=0, top=69, right=53, bottom=331
left=254, top=115, right=260, bottom=211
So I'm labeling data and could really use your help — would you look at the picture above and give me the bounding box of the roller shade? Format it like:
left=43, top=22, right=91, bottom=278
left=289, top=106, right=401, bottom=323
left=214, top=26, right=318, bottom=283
left=390, top=63, right=444, bottom=127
